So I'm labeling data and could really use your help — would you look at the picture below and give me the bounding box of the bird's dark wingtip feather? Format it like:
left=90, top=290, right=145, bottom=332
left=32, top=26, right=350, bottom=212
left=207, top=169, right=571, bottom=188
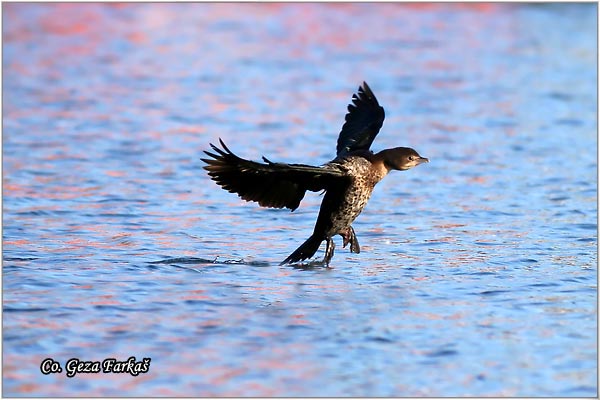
left=202, top=149, right=221, bottom=158
left=218, top=138, right=234, bottom=154
left=358, top=81, right=377, bottom=104
left=336, top=81, right=385, bottom=156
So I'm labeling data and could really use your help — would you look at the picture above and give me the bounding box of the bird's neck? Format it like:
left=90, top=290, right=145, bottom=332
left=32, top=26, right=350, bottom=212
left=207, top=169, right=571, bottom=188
left=371, top=152, right=392, bottom=182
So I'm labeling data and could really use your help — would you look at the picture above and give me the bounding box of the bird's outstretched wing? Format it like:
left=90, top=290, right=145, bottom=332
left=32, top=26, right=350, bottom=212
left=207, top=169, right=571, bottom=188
left=336, top=81, right=385, bottom=156
left=202, top=139, right=347, bottom=211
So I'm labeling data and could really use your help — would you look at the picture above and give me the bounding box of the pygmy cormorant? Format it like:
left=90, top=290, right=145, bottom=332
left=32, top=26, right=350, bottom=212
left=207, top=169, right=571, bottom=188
left=202, top=82, right=429, bottom=265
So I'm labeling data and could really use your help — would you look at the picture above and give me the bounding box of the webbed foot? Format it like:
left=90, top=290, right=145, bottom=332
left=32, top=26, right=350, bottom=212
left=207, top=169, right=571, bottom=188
left=341, top=226, right=360, bottom=254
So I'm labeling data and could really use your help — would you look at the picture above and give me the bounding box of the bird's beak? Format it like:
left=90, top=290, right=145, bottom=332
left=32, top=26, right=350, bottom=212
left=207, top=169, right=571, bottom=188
left=417, top=157, right=429, bottom=164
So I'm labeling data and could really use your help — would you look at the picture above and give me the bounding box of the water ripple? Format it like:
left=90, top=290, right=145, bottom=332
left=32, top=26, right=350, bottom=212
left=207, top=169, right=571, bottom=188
left=3, top=2, right=596, bottom=397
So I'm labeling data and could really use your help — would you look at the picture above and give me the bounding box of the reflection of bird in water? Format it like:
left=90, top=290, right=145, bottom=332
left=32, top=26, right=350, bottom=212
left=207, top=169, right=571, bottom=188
left=202, top=82, right=429, bottom=266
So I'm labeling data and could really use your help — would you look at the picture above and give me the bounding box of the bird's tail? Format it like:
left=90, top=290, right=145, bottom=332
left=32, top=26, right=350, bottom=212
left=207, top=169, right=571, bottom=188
left=280, top=234, right=323, bottom=265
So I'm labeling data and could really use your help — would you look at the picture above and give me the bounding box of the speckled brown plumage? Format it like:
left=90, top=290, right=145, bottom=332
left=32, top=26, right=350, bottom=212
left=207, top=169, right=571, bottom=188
left=202, top=82, right=429, bottom=265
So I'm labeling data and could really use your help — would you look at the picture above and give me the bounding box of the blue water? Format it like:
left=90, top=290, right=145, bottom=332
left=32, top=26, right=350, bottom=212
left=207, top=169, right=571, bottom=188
left=3, top=3, right=597, bottom=396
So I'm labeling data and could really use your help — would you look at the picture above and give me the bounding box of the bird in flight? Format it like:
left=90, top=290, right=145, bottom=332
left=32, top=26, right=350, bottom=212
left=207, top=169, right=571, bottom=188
left=202, top=82, right=429, bottom=266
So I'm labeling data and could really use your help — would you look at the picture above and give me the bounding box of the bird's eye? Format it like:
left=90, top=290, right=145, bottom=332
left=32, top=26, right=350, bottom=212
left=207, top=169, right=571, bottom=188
left=408, top=156, right=415, bottom=161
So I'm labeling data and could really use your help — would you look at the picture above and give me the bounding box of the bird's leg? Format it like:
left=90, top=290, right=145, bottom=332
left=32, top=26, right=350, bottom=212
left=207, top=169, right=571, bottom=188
left=342, top=231, right=350, bottom=248
left=349, top=226, right=360, bottom=254
left=323, top=237, right=335, bottom=266
left=341, top=226, right=361, bottom=254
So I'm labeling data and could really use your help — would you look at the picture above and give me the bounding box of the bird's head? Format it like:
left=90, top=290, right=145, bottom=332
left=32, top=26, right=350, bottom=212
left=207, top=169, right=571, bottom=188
left=379, top=147, right=429, bottom=171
